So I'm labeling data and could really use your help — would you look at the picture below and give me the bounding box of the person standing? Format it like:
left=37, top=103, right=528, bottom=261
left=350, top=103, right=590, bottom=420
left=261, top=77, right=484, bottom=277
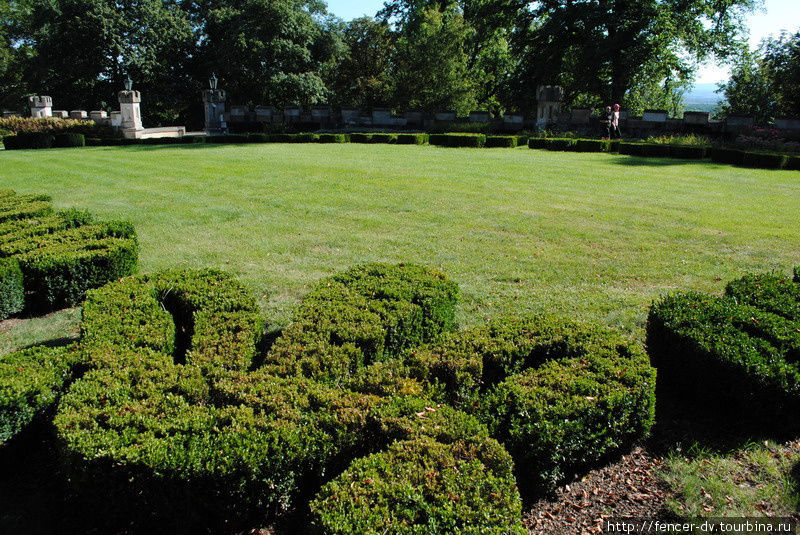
left=602, top=106, right=613, bottom=139
left=610, top=103, right=622, bottom=139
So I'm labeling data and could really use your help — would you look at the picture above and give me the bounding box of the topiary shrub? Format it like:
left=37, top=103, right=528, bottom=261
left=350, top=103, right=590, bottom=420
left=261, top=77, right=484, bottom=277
left=574, top=139, right=608, bottom=152
left=527, top=137, right=547, bottom=149
left=619, top=142, right=646, bottom=156
left=608, top=140, right=621, bottom=153
left=349, top=133, right=373, bottom=143
left=408, top=315, right=656, bottom=492
left=369, top=133, right=397, bottom=144
left=0, top=344, right=82, bottom=443
left=709, top=147, right=745, bottom=166
left=786, top=156, right=800, bottom=171
left=52, top=133, right=86, bottom=148
left=741, top=151, right=788, bottom=170
left=428, top=134, right=487, bottom=148
left=647, top=270, right=800, bottom=422
left=310, top=436, right=525, bottom=535
left=2, top=132, right=55, bottom=150
left=0, top=258, right=24, bottom=318
left=395, top=133, right=428, bottom=145
left=485, top=136, right=518, bottom=148
left=0, top=191, right=138, bottom=313
left=247, top=133, right=269, bottom=143
left=639, top=143, right=671, bottom=157
left=318, top=133, right=350, bottom=143
left=667, top=145, right=707, bottom=159
left=263, top=263, right=459, bottom=385
left=544, top=138, right=576, bottom=151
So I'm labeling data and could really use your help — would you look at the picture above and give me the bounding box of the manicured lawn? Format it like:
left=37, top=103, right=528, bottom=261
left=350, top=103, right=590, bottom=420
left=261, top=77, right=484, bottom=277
left=1, top=143, right=799, bottom=350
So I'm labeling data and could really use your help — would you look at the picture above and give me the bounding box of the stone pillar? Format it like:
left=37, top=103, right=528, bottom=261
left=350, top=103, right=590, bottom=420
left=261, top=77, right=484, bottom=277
left=536, top=86, right=564, bottom=129
left=28, top=96, right=53, bottom=118
left=118, top=90, right=144, bottom=138
left=203, top=89, right=227, bottom=134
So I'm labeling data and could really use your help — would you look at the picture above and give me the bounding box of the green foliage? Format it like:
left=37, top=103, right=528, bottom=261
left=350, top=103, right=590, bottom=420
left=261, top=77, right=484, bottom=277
left=787, top=156, right=800, bottom=171
left=207, top=134, right=248, bottom=144
left=668, top=145, right=707, bottom=159
left=264, top=263, right=459, bottom=385
left=485, top=136, right=519, bottom=148
left=370, top=133, right=397, bottom=143
left=2, top=132, right=54, bottom=150
left=310, top=437, right=526, bottom=535
left=428, top=133, right=487, bottom=148
left=396, top=133, right=428, bottom=144
left=0, top=190, right=138, bottom=312
left=349, top=133, right=373, bottom=143
left=0, top=117, right=106, bottom=136
left=266, top=133, right=319, bottom=143
left=574, top=139, right=609, bottom=152
left=409, top=316, right=656, bottom=491
left=709, top=147, right=745, bottom=165
left=0, top=344, right=82, bottom=443
left=0, top=257, right=23, bottom=319
left=318, top=133, right=350, bottom=143
left=740, top=151, right=788, bottom=169
left=53, top=133, right=86, bottom=148
left=527, top=138, right=547, bottom=149
left=647, top=270, right=800, bottom=421
left=544, top=138, right=576, bottom=151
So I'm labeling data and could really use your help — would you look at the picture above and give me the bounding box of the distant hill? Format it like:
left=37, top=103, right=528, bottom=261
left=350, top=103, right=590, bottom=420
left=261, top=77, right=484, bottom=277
left=683, top=83, right=726, bottom=113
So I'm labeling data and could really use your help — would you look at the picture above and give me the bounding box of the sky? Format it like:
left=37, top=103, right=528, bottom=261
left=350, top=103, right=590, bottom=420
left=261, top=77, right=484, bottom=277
left=323, top=0, right=800, bottom=84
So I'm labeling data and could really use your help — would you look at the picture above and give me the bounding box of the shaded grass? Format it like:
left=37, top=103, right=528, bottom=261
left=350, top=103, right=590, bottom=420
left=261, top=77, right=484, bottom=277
left=661, top=441, right=800, bottom=517
left=0, top=143, right=799, bottom=349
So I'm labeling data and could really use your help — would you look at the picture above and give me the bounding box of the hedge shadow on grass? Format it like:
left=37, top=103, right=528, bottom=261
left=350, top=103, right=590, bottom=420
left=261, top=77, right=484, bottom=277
left=608, top=156, right=702, bottom=167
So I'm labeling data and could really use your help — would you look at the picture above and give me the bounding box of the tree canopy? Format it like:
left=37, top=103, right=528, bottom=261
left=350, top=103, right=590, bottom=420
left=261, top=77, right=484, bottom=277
left=0, top=0, right=763, bottom=121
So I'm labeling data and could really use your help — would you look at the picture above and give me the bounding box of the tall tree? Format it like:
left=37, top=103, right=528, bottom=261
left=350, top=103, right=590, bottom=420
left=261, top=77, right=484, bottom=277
left=194, top=0, right=341, bottom=107
left=323, top=17, right=395, bottom=108
left=391, top=6, right=477, bottom=114
left=506, top=0, right=756, bottom=113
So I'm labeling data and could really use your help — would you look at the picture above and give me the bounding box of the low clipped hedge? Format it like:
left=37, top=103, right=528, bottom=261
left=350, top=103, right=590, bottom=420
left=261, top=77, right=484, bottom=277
left=2, top=132, right=55, bottom=150
left=741, top=151, right=788, bottom=169
left=207, top=134, right=248, bottom=144
left=407, top=315, right=656, bottom=491
left=53, top=133, right=86, bottom=148
left=667, top=145, right=707, bottom=159
left=544, top=138, right=576, bottom=151
left=349, top=133, right=373, bottom=143
left=574, top=139, right=608, bottom=152
left=318, top=133, right=350, bottom=143
left=527, top=137, right=547, bottom=149
left=1, top=262, right=657, bottom=531
left=787, top=156, right=800, bottom=171
left=647, top=269, right=800, bottom=421
left=0, top=191, right=138, bottom=316
left=0, top=344, right=81, bottom=443
left=709, top=147, right=745, bottom=166
left=396, top=133, right=428, bottom=145
left=485, top=136, right=519, bottom=148
left=263, top=263, right=459, bottom=385
left=619, top=142, right=672, bottom=157
left=428, top=133, right=487, bottom=148
left=310, top=436, right=525, bottom=535
left=0, top=258, right=24, bottom=318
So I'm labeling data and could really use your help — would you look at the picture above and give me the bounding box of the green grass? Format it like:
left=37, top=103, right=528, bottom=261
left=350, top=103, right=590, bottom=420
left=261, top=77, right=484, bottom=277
left=1, top=143, right=799, bottom=349
left=661, top=441, right=800, bottom=517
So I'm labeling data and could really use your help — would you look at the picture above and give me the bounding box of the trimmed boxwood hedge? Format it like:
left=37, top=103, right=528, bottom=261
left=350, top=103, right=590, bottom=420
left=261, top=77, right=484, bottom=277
left=310, top=436, right=525, bottom=535
left=787, top=156, right=800, bottom=171
left=428, top=133, right=487, bottom=148
left=53, top=132, right=86, bottom=148
left=527, top=137, right=547, bottom=149
left=407, top=316, right=656, bottom=491
left=741, top=151, right=788, bottom=169
left=318, top=133, right=350, bottom=143
left=396, top=133, right=428, bottom=145
left=544, top=138, right=576, bottom=151
left=709, top=147, right=744, bottom=165
left=349, top=133, right=373, bottom=143
left=0, top=261, right=657, bottom=531
left=574, top=139, right=608, bottom=152
left=647, top=269, right=800, bottom=421
left=263, top=263, right=459, bottom=385
left=0, top=190, right=138, bottom=316
left=0, top=344, right=81, bottom=443
left=2, top=132, right=55, bottom=150
left=485, top=136, right=519, bottom=148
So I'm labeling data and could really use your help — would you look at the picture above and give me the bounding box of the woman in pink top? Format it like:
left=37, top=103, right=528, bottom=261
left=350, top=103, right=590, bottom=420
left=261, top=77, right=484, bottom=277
left=611, top=103, right=622, bottom=139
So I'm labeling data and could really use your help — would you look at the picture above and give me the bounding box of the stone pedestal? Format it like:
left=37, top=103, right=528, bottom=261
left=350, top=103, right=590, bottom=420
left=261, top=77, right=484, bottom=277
left=202, top=89, right=227, bottom=134
left=29, top=96, right=53, bottom=118
left=536, top=85, right=564, bottom=129
left=118, top=90, right=144, bottom=138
